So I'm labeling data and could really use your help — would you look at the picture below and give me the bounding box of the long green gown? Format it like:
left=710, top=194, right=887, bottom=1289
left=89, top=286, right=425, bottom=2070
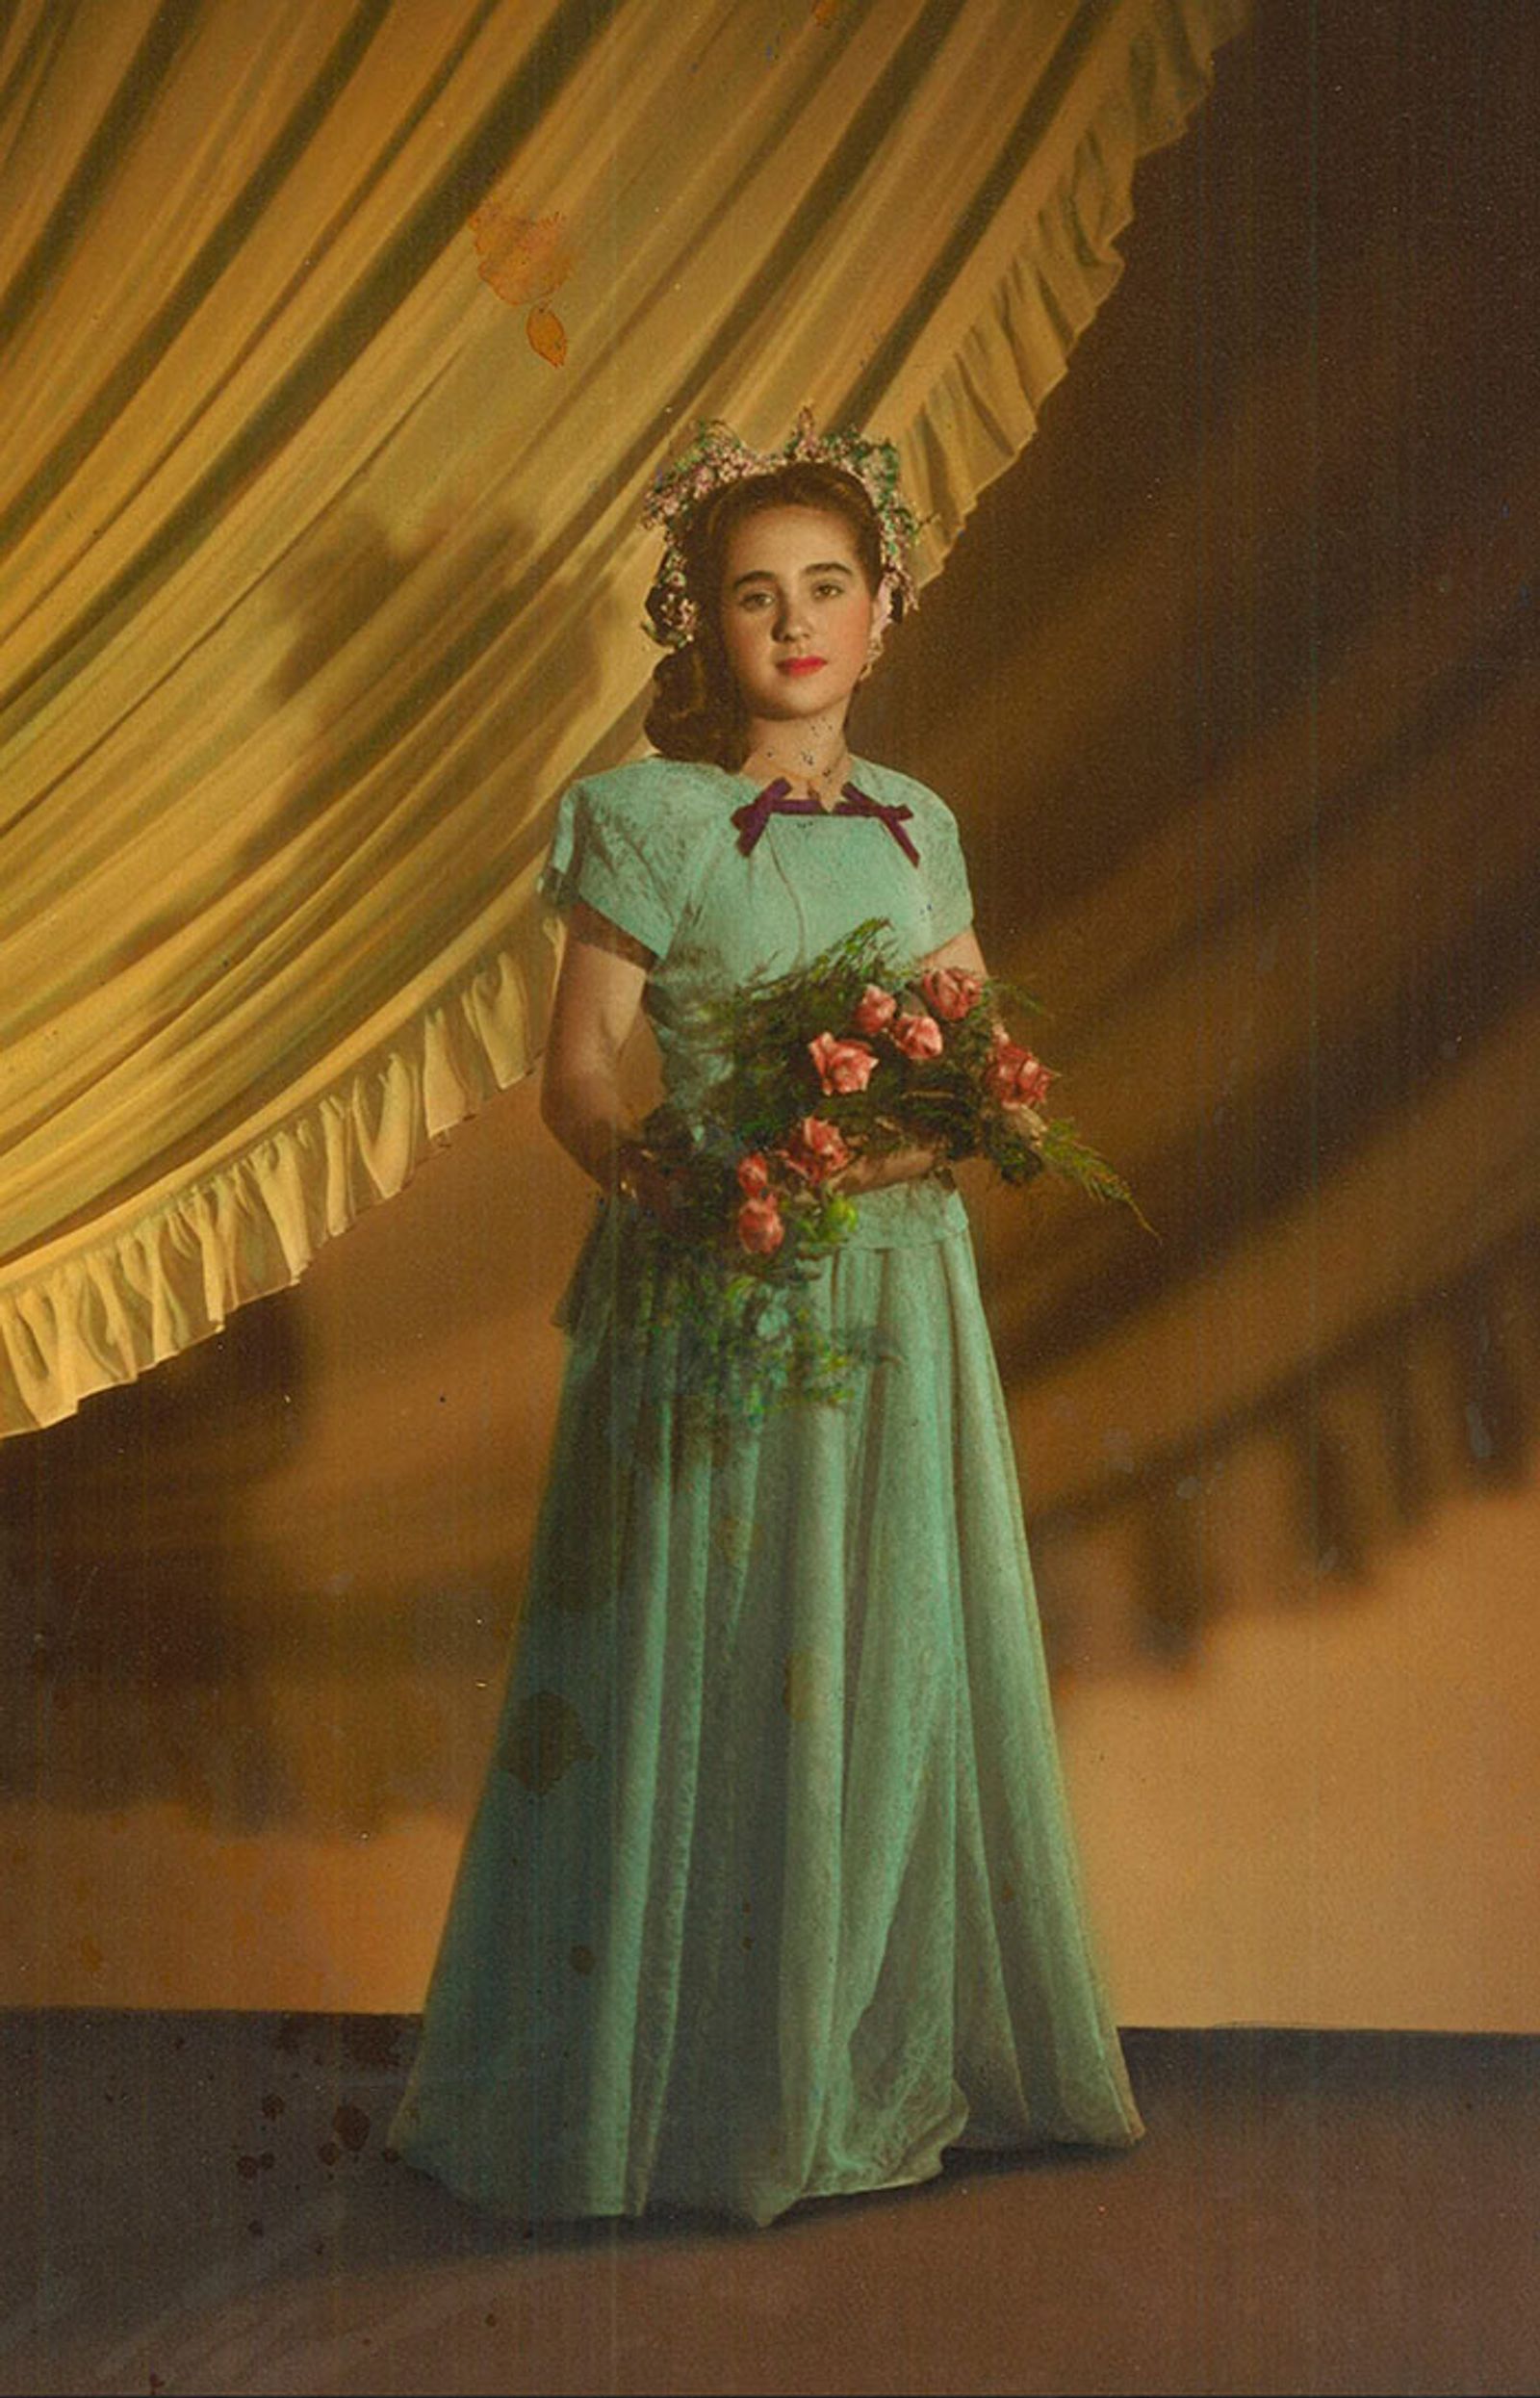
left=389, top=754, right=1142, bottom=2227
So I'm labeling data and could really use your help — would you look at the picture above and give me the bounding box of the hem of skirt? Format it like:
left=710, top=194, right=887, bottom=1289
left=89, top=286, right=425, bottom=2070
left=392, top=2106, right=1143, bottom=2232
left=947, top=2114, right=1146, bottom=2156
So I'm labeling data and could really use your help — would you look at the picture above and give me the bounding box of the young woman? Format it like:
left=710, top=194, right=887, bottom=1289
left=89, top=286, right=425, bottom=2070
left=389, top=417, right=1142, bottom=2228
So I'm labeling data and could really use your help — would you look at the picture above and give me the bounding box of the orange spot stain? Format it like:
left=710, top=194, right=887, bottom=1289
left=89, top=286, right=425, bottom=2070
left=468, top=197, right=575, bottom=306
left=526, top=303, right=567, bottom=367
left=468, top=194, right=574, bottom=369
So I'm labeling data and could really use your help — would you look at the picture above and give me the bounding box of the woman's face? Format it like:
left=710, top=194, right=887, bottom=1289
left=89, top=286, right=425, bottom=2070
left=717, top=503, right=887, bottom=730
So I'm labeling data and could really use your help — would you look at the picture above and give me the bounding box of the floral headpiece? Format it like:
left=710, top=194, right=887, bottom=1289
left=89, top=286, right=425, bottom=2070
left=640, top=406, right=921, bottom=650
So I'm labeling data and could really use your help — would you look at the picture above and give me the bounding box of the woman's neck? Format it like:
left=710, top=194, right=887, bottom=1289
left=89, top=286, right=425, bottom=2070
left=737, top=717, right=854, bottom=808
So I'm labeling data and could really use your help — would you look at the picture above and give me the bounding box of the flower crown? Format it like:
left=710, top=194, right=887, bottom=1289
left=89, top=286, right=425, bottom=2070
left=640, top=406, right=921, bottom=650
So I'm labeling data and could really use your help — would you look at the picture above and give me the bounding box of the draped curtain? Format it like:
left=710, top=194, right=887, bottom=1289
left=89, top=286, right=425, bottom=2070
left=0, top=0, right=1246, bottom=1437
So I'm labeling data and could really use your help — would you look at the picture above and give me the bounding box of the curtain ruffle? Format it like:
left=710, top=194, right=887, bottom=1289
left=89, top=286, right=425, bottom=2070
left=886, top=0, right=1251, bottom=578
left=1, top=893, right=555, bottom=1432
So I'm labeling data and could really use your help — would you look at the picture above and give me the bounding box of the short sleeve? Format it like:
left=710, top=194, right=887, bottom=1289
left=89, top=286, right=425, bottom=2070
left=920, top=790, right=975, bottom=948
left=538, top=778, right=680, bottom=960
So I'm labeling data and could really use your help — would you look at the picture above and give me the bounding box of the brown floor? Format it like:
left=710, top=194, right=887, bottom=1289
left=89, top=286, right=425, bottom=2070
left=1, top=2013, right=1536, bottom=2396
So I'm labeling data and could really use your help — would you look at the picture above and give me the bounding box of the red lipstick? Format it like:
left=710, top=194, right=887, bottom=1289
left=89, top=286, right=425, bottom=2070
left=778, top=656, right=826, bottom=677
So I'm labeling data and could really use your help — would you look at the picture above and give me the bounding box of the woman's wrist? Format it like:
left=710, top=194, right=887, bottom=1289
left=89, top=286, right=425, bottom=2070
left=832, top=1140, right=945, bottom=1196
left=608, top=1134, right=651, bottom=1204
left=608, top=1134, right=682, bottom=1223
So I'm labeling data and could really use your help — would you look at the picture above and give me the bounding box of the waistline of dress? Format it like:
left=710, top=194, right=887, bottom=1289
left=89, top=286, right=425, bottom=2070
left=552, top=1176, right=968, bottom=1335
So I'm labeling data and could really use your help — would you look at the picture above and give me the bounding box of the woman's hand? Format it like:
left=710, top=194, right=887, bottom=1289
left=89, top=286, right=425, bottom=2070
left=829, top=1139, right=943, bottom=1197
left=614, top=1140, right=687, bottom=1226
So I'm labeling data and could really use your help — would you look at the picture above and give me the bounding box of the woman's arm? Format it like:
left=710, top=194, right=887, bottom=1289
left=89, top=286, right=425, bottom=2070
left=540, top=901, right=675, bottom=1212
left=920, top=925, right=989, bottom=983
left=831, top=925, right=991, bottom=1195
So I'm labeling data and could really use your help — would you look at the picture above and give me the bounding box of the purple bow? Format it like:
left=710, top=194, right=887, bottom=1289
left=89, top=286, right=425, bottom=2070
left=834, top=783, right=920, bottom=864
left=731, top=778, right=919, bottom=864
left=730, top=777, right=820, bottom=850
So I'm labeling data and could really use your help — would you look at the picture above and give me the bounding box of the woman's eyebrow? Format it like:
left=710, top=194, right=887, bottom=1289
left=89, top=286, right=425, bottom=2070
left=729, top=560, right=855, bottom=589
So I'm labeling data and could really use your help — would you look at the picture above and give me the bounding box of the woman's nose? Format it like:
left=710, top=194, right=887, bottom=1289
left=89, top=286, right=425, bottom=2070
left=774, top=594, right=809, bottom=640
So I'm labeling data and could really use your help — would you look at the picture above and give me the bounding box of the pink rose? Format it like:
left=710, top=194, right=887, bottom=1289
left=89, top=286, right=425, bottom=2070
left=736, top=1194, right=785, bottom=1254
left=779, top=1116, right=853, bottom=1185
left=889, top=1009, right=943, bottom=1063
left=852, top=983, right=898, bottom=1035
left=986, top=1031, right=1055, bottom=1108
left=808, top=1031, right=878, bottom=1095
left=921, top=966, right=985, bottom=1021
left=736, top=1150, right=771, bottom=1198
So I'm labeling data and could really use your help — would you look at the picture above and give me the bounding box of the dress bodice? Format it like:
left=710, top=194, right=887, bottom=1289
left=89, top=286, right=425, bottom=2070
left=540, top=754, right=977, bottom=1248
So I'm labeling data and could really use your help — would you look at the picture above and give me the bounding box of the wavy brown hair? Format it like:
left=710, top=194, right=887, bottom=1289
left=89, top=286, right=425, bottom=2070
left=643, top=461, right=897, bottom=770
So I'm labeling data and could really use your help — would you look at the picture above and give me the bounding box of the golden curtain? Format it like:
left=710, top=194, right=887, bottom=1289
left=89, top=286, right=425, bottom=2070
left=0, top=0, right=1245, bottom=1436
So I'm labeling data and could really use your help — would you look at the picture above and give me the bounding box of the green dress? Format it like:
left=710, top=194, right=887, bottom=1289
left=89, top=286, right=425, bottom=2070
left=390, top=755, right=1142, bottom=2228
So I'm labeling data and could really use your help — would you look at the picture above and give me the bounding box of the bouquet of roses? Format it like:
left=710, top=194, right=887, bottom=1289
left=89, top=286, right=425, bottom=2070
left=620, top=919, right=1140, bottom=1417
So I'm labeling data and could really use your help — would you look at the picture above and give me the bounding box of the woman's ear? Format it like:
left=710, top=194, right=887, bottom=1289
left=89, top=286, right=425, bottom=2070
left=859, top=576, right=894, bottom=683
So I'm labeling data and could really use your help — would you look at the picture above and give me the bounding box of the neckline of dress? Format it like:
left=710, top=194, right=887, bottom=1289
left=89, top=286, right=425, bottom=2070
left=724, top=759, right=874, bottom=815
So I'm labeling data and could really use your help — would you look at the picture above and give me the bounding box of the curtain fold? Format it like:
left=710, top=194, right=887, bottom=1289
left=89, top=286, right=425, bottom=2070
left=0, top=0, right=1247, bottom=1435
